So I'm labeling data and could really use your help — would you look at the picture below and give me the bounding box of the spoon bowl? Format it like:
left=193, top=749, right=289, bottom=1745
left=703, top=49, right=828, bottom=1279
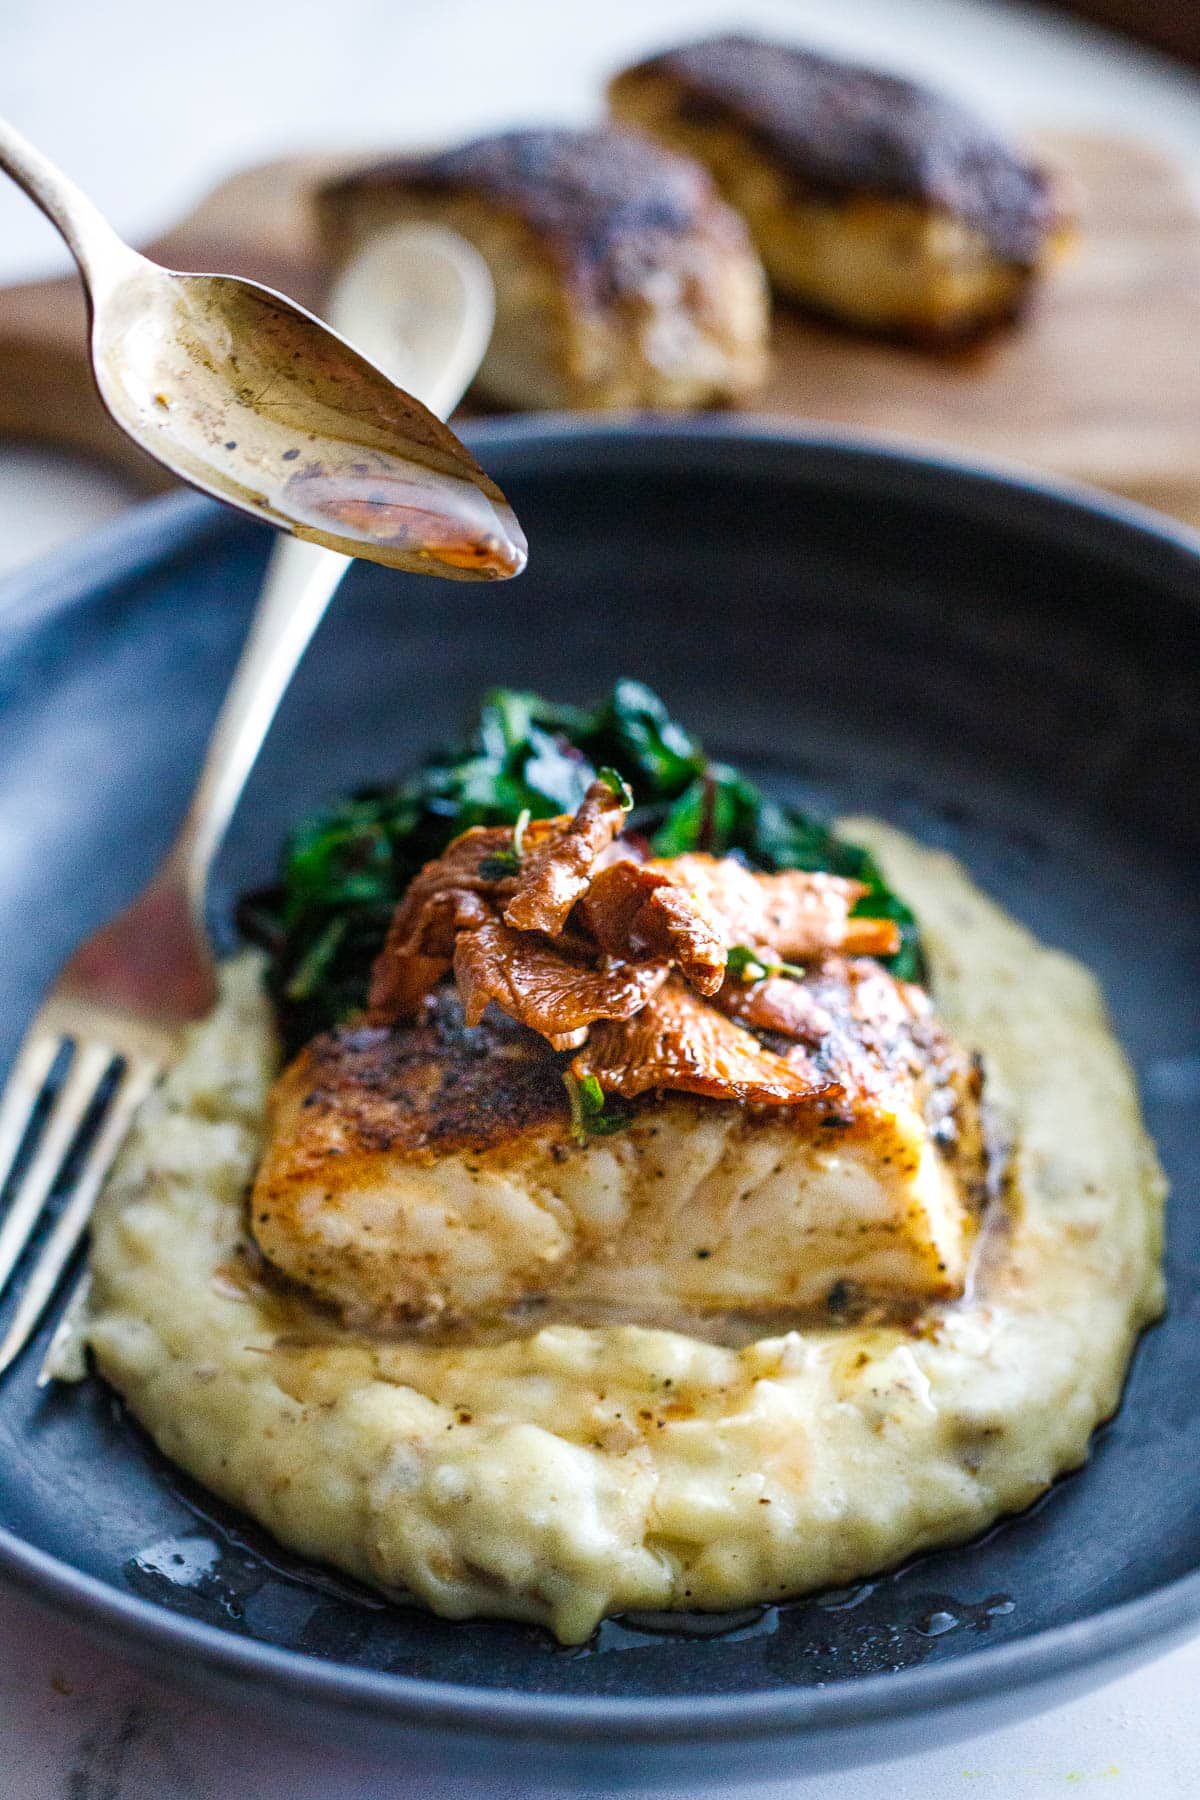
left=93, top=258, right=527, bottom=578
left=0, top=116, right=526, bottom=581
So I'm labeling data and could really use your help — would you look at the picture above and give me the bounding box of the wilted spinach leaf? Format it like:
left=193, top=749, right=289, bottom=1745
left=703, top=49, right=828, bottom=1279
left=240, top=681, right=922, bottom=1052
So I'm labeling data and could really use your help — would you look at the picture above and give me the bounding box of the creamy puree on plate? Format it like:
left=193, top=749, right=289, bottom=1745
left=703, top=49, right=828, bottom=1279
left=83, top=823, right=1166, bottom=1643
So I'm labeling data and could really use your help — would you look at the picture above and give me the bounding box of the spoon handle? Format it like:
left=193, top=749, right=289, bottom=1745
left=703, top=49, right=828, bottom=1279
left=165, top=226, right=496, bottom=912
left=0, top=114, right=130, bottom=289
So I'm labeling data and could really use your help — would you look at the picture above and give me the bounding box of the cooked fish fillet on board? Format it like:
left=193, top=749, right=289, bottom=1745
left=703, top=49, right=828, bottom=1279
left=609, top=34, right=1064, bottom=344
left=318, top=126, right=769, bottom=411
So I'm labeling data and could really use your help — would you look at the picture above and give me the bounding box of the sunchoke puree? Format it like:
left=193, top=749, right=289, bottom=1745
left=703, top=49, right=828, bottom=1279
left=76, top=688, right=1164, bottom=1644
left=84, top=821, right=1164, bottom=1643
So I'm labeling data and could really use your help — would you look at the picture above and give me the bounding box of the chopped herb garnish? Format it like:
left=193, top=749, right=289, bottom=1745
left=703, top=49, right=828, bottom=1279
left=240, top=680, right=923, bottom=1054
left=563, top=1071, right=631, bottom=1144
left=597, top=766, right=634, bottom=810
left=726, top=944, right=805, bottom=985
left=726, top=945, right=768, bottom=983
left=282, top=915, right=347, bottom=1002
left=477, top=806, right=531, bottom=880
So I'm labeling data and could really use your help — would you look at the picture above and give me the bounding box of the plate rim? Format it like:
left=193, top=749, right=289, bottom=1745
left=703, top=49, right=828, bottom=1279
left=0, top=415, right=1196, bottom=1744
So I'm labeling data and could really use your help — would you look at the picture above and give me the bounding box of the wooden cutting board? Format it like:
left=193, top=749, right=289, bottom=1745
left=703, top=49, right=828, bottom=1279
left=3, top=131, right=1200, bottom=523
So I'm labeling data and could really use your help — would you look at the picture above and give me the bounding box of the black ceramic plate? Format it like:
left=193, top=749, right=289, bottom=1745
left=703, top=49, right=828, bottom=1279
left=0, top=421, right=1197, bottom=1790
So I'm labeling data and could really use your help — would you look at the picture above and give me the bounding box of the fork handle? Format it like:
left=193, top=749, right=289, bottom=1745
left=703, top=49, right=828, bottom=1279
left=163, top=224, right=495, bottom=920
left=168, top=535, right=348, bottom=892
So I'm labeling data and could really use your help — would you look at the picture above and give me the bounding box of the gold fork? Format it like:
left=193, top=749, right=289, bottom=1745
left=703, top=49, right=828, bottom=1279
left=0, top=219, right=496, bottom=1376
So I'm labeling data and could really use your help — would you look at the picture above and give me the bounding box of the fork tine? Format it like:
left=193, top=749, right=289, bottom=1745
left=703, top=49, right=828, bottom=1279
left=0, top=1032, right=61, bottom=1196
left=0, top=1059, right=158, bottom=1376
left=0, top=1039, right=113, bottom=1306
left=36, top=1266, right=92, bottom=1388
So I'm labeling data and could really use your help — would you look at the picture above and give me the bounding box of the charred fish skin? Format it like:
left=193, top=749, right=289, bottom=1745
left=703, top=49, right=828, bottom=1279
left=609, top=34, right=1064, bottom=344
left=318, top=126, right=770, bottom=411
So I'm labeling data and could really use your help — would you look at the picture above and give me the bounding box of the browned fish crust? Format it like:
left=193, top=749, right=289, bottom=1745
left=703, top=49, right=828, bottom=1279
left=260, top=955, right=979, bottom=1175
left=610, top=35, right=1054, bottom=267
left=277, top=988, right=575, bottom=1164
left=800, top=957, right=985, bottom=1186
left=320, top=125, right=769, bottom=410
left=321, top=126, right=753, bottom=308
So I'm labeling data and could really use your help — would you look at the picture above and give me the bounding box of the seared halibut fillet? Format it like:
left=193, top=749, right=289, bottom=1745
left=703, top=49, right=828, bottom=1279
left=251, top=961, right=985, bottom=1330
left=251, top=791, right=986, bottom=1331
left=318, top=127, right=769, bottom=411
left=609, top=35, right=1063, bottom=343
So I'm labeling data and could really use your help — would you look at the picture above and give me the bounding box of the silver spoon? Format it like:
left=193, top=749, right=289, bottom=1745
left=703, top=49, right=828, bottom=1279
left=0, top=115, right=525, bottom=580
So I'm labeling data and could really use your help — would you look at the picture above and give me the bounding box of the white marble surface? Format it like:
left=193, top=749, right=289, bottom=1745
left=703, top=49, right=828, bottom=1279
left=2, top=2, right=1199, bottom=1794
